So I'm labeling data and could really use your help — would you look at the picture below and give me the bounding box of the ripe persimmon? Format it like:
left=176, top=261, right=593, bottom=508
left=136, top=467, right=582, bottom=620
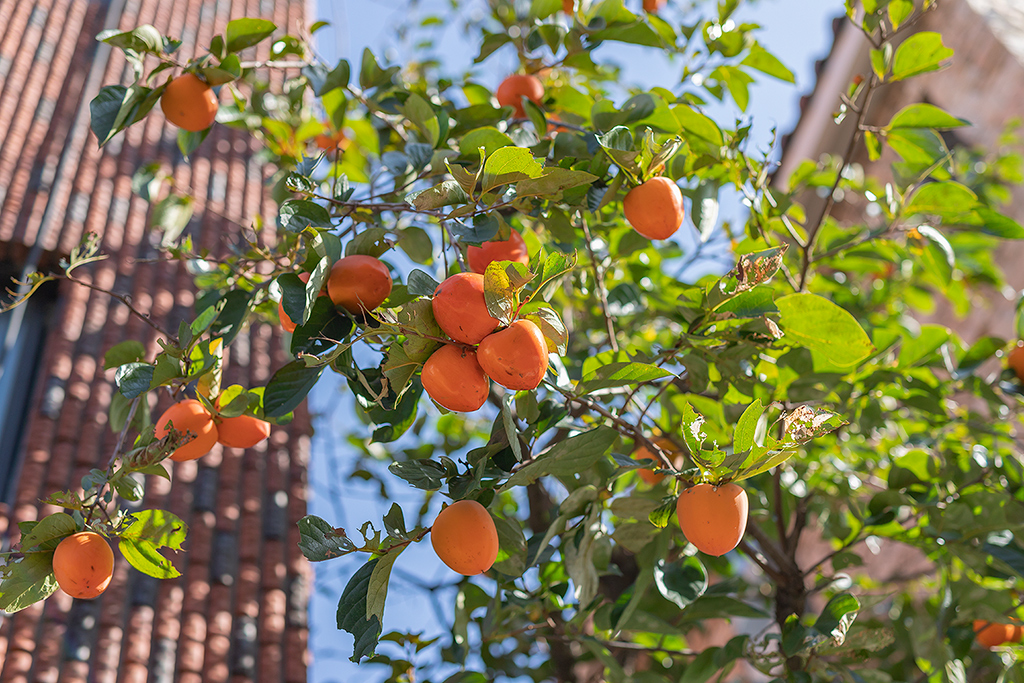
left=623, top=177, right=684, bottom=240
left=477, top=319, right=548, bottom=390
left=279, top=272, right=312, bottom=333
left=632, top=437, right=678, bottom=485
left=155, top=399, right=219, bottom=462
left=676, top=482, right=749, bottom=556
left=643, top=0, right=667, bottom=12
left=327, top=255, right=393, bottom=315
left=160, top=74, right=218, bottom=132
left=496, top=74, right=544, bottom=118
left=467, top=231, right=530, bottom=274
left=1009, top=342, right=1024, bottom=382
left=215, top=396, right=271, bottom=449
left=432, top=272, right=499, bottom=344
left=430, top=500, right=499, bottom=575
left=53, top=532, right=114, bottom=599
left=421, top=344, right=490, bottom=412
left=974, top=620, right=1021, bottom=648
left=563, top=0, right=574, bottom=12
left=315, top=125, right=349, bottom=152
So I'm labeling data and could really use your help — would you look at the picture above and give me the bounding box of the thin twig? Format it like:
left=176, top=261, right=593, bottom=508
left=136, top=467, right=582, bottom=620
left=63, top=275, right=177, bottom=342
left=579, top=214, right=618, bottom=352
left=797, top=72, right=879, bottom=290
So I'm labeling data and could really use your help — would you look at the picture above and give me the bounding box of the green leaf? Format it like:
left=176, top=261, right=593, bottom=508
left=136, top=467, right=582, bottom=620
left=812, top=593, right=860, bottom=645
left=491, top=513, right=527, bottom=577
left=406, top=181, right=469, bottom=210
left=483, top=260, right=533, bottom=325
left=502, top=426, right=617, bottom=488
left=887, top=0, right=913, bottom=30
left=740, top=43, right=795, bottom=82
left=177, top=127, right=211, bottom=158
left=104, top=340, right=146, bottom=370
left=522, top=306, right=567, bottom=355
left=679, top=648, right=719, bottom=683
left=388, top=459, right=448, bottom=490
left=297, top=515, right=357, bottom=561
left=406, top=269, right=441, bottom=298
left=19, top=513, right=76, bottom=551
left=279, top=199, right=333, bottom=231
left=97, top=25, right=164, bottom=52
left=151, top=194, right=194, bottom=246
left=673, top=105, right=724, bottom=146
left=225, top=18, right=276, bottom=52
left=337, top=560, right=383, bottom=661
left=400, top=94, right=441, bottom=147
left=366, top=546, right=404, bottom=622
left=116, top=362, right=156, bottom=399
left=474, top=31, right=513, bottom=64
left=118, top=509, right=188, bottom=579
left=579, top=362, right=672, bottom=394
left=263, top=361, right=324, bottom=418
left=653, top=556, right=708, bottom=609
left=775, top=293, right=874, bottom=369
left=90, top=85, right=130, bottom=146
left=0, top=553, right=58, bottom=613
left=290, top=296, right=353, bottom=356
left=481, top=147, right=544, bottom=192
left=886, top=103, right=968, bottom=130
left=905, top=181, right=977, bottom=217
left=891, top=31, right=953, bottom=81
left=733, top=399, right=764, bottom=454
left=459, top=127, right=514, bottom=158
left=319, top=59, right=351, bottom=95
left=515, top=168, right=598, bottom=199
left=501, top=393, right=522, bottom=461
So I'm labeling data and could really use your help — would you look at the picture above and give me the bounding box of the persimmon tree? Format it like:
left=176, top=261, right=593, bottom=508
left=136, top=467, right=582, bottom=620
left=3, top=0, right=1024, bottom=681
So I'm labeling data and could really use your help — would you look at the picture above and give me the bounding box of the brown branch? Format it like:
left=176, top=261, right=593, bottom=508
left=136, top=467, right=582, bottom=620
left=579, top=214, right=618, bottom=352
left=797, top=71, right=880, bottom=290
left=62, top=275, right=177, bottom=342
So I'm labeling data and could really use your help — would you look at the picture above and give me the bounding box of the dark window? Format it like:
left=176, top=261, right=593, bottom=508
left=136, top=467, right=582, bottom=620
left=0, top=264, right=58, bottom=503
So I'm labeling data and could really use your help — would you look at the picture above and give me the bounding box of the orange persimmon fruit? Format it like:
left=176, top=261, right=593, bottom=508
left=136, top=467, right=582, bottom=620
left=430, top=500, right=499, bottom=575
left=155, top=399, right=219, bottom=462
left=431, top=272, right=499, bottom=345
left=160, top=74, right=218, bottom=132
left=327, top=255, right=393, bottom=315
left=467, top=231, right=530, bottom=274
left=632, top=437, right=678, bottom=486
left=477, top=319, right=548, bottom=390
left=676, top=482, right=749, bottom=556
left=973, top=620, right=1021, bottom=648
left=421, top=344, right=490, bottom=412
left=1008, top=342, right=1024, bottom=382
left=643, top=0, right=667, bottom=12
left=623, top=176, right=684, bottom=240
left=496, top=74, right=544, bottom=118
left=53, top=532, right=115, bottom=599
left=214, top=396, right=271, bottom=450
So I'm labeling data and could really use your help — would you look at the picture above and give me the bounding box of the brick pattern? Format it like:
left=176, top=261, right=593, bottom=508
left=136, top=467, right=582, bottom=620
left=0, top=0, right=313, bottom=682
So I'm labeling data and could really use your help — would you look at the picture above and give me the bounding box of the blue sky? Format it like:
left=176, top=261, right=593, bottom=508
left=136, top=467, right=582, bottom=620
left=305, top=1, right=841, bottom=681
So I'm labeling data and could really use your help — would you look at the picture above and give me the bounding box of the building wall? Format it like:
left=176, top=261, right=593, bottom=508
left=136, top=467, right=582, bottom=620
left=777, top=0, right=1024, bottom=342
left=0, top=1, right=313, bottom=682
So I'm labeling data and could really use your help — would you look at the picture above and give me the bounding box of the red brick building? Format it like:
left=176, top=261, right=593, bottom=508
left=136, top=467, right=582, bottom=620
left=0, top=1, right=313, bottom=682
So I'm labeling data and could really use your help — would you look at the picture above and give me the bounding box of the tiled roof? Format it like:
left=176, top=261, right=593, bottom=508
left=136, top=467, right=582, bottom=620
left=0, top=0, right=313, bottom=681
